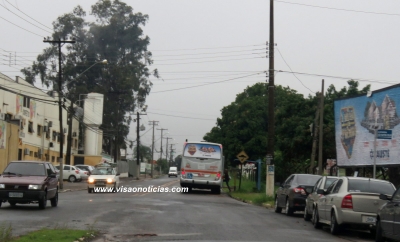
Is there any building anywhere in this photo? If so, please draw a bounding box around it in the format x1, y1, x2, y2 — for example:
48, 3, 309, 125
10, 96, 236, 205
0, 73, 104, 169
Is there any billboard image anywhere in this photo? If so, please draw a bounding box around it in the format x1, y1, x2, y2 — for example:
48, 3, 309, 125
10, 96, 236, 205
334, 84, 400, 166
183, 143, 221, 159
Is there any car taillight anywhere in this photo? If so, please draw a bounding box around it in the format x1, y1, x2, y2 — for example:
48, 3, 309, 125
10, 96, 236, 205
341, 194, 353, 209
75, 170, 79, 174
84, 172, 88, 174
293, 187, 307, 195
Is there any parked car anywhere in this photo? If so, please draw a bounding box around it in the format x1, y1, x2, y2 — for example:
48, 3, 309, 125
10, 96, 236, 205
275, 174, 321, 216
0, 161, 58, 209
54, 164, 82, 182
74, 165, 95, 176
376, 185, 400, 241
76, 167, 89, 180
87, 167, 120, 193
312, 177, 396, 235
304, 176, 338, 221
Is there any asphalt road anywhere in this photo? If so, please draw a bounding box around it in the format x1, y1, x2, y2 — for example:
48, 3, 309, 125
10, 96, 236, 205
0, 176, 376, 242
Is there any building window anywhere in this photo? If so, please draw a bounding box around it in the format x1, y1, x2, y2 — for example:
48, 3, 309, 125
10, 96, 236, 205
57, 133, 61, 143
45, 154, 49, 161
51, 156, 55, 162
34, 152, 38, 158
23, 97, 30, 108
29, 151, 33, 156
37, 125, 42, 136
4, 113, 12, 122
52, 131, 57, 141
46, 129, 50, 139
28, 121, 34, 133
74, 139, 78, 148
20, 119, 24, 130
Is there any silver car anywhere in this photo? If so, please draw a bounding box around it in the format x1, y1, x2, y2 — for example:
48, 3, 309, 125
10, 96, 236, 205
304, 176, 338, 221
312, 177, 396, 235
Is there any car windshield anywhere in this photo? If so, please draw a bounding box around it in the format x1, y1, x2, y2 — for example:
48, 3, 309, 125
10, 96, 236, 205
296, 175, 321, 185
324, 178, 338, 189
3, 162, 46, 176
348, 179, 395, 195
91, 168, 113, 175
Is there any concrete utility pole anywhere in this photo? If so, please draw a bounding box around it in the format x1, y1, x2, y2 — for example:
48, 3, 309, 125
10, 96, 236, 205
266, 0, 275, 197
164, 137, 172, 168
149, 121, 159, 178
43, 38, 75, 189
310, 96, 320, 174
318, 79, 325, 175
157, 128, 167, 173
267, 0, 275, 162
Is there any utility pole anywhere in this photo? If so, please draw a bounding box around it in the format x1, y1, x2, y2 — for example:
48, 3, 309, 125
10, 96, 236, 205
149, 121, 159, 178
318, 79, 325, 175
157, 128, 167, 174
310, 96, 320, 174
164, 137, 172, 168
65, 100, 74, 165
136, 112, 140, 178
267, 0, 275, 162
114, 99, 121, 165
43, 38, 75, 189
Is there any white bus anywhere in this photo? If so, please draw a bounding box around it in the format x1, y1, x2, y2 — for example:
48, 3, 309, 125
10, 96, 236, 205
180, 141, 224, 194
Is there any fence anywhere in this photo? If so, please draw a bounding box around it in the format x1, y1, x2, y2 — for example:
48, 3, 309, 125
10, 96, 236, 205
117, 160, 129, 174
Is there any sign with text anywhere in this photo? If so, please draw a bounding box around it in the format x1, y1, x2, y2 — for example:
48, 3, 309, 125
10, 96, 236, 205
334, 84, 400, 166
377, 130, 392, 140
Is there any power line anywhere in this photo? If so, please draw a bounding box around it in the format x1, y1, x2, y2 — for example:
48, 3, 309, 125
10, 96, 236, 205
152, 72, 264, 93
4, 0, 53, 30
146, 111, 215, 121
150, 43, 264, 51
275, 0, 400, 17
0, 16, 44, 37
153, 57, 264, 66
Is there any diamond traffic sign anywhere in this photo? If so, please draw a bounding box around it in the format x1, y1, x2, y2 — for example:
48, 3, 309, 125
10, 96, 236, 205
237, 151, 249, 163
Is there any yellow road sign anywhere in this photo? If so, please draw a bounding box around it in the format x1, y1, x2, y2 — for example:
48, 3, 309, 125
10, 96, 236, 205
237, 151, 249, 163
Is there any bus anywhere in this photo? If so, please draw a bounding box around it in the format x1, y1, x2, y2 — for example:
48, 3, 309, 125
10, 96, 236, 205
180, 141, 224, 194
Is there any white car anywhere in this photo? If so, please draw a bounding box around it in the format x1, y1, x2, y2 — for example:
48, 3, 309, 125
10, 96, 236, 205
168, 167, 178, 177
76, 167, 89, 180
87, 167, 120, 193
55, 164, 82, 182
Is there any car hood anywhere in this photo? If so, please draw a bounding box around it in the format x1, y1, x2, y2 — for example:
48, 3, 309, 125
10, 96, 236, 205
88, 175, 116, 180
0, 175, 46, 184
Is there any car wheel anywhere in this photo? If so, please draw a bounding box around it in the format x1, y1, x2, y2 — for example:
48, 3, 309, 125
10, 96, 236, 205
9, 201, 16, 207
68, 175, 76, 182
330, 211, 341, 235
376, 220, 384, 242
50, 190, 58, 207
274, 197, 282, 213
39, 192, 47, 209
0, 201, 2, 208
304, 205, 311, 221
88, 187, 92, 193
285, 199, 293, 216
312, 207, 321, 229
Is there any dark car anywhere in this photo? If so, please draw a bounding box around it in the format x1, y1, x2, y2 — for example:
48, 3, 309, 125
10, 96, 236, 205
0, 161, 59, 209
376, 186, 400, 241
275, 174, 321, 216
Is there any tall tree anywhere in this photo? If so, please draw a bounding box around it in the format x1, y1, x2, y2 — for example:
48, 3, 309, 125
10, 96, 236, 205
21, 0, 157, 156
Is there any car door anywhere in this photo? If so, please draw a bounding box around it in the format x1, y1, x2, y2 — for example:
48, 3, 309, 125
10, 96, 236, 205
279, 175, 294, 207
390, 188, 400, 239
63, 165, 71, 180
324, 179, 343, 220
307, 177, 322, 214
45, 163, 58, 198
319, 180, 338, 221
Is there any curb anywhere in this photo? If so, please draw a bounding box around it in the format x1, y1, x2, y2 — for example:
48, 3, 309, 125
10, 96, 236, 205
227, 193, 273, 209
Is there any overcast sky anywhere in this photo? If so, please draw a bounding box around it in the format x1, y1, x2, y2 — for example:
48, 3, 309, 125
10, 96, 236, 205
1, 0, 400, 159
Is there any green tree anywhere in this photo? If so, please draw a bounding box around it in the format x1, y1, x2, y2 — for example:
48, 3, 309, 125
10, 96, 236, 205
174, 155, 182, 170
21, 0, 157, 156
133, 144, 152, 163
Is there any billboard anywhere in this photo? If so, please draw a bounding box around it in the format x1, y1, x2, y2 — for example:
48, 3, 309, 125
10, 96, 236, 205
183, 143, 221, 159
334, 84, 400, 166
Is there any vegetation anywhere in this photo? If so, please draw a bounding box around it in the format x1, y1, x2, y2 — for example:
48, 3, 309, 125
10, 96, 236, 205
204, 81, 378, 183
21, 0, 157, 156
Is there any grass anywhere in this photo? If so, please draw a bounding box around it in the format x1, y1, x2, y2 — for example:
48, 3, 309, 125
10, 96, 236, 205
224, 177, 277, 207
0, 221, 99, 242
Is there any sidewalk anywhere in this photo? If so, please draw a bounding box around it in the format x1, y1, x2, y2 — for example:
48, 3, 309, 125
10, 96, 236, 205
59, 174, 158, 193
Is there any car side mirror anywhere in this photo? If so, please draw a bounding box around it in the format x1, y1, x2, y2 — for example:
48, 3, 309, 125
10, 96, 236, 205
49, 173, 57, 178
317, 189, 325, 195
379, 194, 391, 201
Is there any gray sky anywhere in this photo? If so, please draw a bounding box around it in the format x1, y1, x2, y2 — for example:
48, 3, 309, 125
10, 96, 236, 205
1, 0, 399, 159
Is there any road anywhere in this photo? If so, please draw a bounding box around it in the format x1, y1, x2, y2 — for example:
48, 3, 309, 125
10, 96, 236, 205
0, 175, 376, 242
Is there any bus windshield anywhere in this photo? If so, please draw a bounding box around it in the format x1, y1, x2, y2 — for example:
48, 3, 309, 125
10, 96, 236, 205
183, 143, 222, 160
